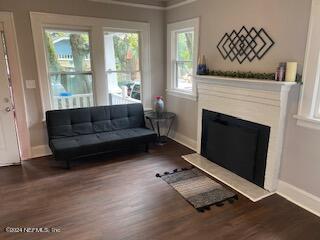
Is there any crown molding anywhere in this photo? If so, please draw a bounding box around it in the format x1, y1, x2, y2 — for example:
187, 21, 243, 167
166, 0, 197, 10
89, 0, 197, 10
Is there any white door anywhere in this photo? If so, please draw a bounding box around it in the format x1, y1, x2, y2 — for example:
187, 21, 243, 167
0, 24, 20, 166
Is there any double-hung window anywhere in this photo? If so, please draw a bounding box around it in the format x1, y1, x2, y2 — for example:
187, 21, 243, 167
295, 0, 320, 129
44, 29, 94, 110
175, 30, 194, 91
104, 31, 142, 105
167, 18, 199, 100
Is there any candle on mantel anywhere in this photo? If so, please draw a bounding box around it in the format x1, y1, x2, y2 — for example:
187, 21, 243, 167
285, 62, 298, 82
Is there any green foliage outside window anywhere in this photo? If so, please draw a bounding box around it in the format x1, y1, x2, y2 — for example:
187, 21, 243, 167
45, 30, 92, 96
111, 32, 140, 87
177, 31, 193, 61
45, 34, 60, 73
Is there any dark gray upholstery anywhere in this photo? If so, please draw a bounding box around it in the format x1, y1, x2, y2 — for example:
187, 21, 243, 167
46, 104, 156, 162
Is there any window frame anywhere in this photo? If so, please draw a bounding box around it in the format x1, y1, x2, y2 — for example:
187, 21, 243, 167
43, 27, 96, 110
167, 18, 199, 101
104, 29, 143, 103
175, 29, 194, 91
30, 12, 151, 119
295, 0, 320, 130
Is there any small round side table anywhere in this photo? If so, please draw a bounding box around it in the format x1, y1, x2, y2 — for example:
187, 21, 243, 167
145, 111, 176, 145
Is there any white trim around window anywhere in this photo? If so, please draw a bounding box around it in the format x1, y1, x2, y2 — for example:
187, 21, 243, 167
30, 12, 151, 119
166, 18, 199, 101
295, 0, 320, 130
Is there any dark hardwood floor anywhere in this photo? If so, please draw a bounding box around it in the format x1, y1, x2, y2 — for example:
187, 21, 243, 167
0, 140, 319, 240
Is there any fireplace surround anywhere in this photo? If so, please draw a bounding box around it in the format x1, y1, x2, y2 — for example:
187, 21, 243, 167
183, 75, 299, 197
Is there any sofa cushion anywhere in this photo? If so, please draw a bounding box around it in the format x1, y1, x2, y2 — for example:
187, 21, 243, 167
50, 128, 156, 160
97, 128, 156, 143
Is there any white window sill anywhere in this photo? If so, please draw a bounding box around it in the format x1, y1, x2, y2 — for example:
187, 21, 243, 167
294, 115, 320, 130
166, 89, 197, 101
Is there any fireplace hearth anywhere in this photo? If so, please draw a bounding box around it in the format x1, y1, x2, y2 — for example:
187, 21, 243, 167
201, 110, 270, 188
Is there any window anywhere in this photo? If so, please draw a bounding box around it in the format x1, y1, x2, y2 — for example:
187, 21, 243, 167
176, 30, 194, 91
44, 30, 94, 110
167, 18, 199, 100
295, 0, 320, 130
30, 12, 152, 118
104, 31, 142, 105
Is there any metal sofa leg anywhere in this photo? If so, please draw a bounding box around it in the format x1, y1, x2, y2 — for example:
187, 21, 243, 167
65, 160, 71, 169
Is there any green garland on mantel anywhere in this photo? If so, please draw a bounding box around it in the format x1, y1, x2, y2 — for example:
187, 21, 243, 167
203, 70, 302, 83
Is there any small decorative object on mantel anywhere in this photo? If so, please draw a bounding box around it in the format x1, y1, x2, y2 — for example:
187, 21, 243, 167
285, 62, 298, 82
154, 96, 164, 113
197, 55, 209, 75
275, 62, 286, 81
217, 26, 275, 64
274, 62, 299, 82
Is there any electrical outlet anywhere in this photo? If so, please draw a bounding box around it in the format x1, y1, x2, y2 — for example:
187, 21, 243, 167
26, 80, 36, 89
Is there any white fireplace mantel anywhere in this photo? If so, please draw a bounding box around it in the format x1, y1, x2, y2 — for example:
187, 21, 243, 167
189, 75, 300, 193
195, 75, 297, 93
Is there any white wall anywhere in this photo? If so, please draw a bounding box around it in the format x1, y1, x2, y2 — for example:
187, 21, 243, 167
166, 0, 320, 198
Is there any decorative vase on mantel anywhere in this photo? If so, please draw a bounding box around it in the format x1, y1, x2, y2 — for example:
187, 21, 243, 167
197, 55, 209, 75
154, 96, 164, 114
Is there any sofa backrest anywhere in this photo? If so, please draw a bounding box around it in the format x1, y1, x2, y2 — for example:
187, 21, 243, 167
46, 104, 145, 140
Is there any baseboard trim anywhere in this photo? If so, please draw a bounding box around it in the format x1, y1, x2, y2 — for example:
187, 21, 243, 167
277, 180, 320, 217
31, 145, 52, 159
169, 132, 197, 151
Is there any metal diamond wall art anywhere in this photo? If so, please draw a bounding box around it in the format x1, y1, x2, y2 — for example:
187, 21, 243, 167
217, 26, 275, 64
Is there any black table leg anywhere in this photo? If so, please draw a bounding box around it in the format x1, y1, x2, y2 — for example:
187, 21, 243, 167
148, 118, 155, 131
156, 120, 161, 138
145, 113, 176, 146
166, 117, 175, 137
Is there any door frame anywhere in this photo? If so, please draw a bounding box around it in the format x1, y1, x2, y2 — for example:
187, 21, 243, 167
0, 12, 31, 160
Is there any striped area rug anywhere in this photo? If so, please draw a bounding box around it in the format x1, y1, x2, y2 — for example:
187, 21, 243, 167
156, 168, 237, 212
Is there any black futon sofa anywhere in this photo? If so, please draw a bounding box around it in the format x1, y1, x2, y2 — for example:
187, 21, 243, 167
46, 103, 157, 168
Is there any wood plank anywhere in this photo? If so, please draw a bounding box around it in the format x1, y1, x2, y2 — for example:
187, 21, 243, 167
182, 153, 273, 202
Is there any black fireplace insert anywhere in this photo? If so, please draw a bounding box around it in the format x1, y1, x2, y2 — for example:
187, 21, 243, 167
201, 110, 270, 188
